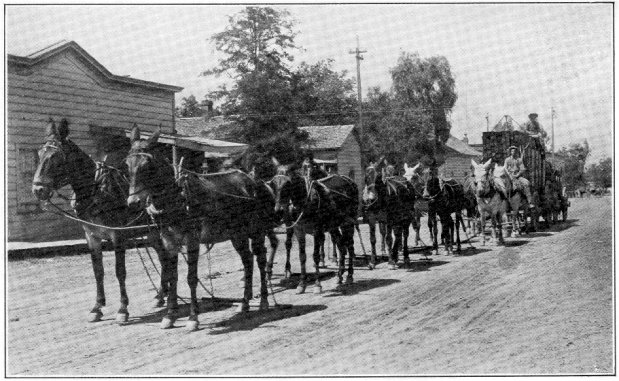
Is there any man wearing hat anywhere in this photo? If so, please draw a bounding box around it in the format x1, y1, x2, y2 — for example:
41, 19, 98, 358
521, 113, 548, 143
504, 146, 534, 208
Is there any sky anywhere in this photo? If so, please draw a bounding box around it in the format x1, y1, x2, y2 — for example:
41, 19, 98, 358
5, 3, 613, 163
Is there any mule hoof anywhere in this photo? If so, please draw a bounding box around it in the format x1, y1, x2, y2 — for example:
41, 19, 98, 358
296, 284, 307, 294
259, 300, 269, 311
345, 276, 354, 285
236, 302, 250, 313
320, 261, 326, 268
313, 284, 323, 294
88, 311, 103, 323
160, 317, 175, 329
390, 264, 398, 271
116, 312, 129, 325
368, 263, 375, 270
238, 280, 246, 289
186, 319, 200, 331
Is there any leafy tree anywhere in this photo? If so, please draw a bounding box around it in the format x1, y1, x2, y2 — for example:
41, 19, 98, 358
203, 6, 305, 158
556, 141, 590, 191
586, 157, 612, 188
177, 95, 204, 117
362, 52, 457, 167
291, 59, 357, 126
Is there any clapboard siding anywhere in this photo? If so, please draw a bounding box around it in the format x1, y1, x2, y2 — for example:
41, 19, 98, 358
336, 133, 364, 201
7, 45, 178, 242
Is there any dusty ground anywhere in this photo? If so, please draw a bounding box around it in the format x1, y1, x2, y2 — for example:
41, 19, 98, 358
6, 197, 614, 376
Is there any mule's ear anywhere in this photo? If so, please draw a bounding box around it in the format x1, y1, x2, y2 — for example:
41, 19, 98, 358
412, 163, 420, 172
271, 156, 280, 167
483, 158, 492, 168
471, 159, 478, 167
404, 163, 409, 170
46, 118, 57, 137
130, 124, 140, 143
57, 118, 70, 140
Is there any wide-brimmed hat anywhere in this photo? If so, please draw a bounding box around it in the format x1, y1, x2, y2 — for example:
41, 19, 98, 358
508, 146, 518, 151
528, 113, 538, 119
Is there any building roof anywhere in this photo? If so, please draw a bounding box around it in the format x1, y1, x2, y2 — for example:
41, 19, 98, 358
299, 125, 357, 150
175, 116, 243, 142
445, 135, 482, 156
122, 129, 247, 157
8, 40, 183, 93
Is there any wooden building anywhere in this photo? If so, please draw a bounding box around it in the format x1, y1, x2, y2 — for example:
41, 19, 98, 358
7, 41, 183, 242
300, 125, 363, 199
438, 135, 482, 182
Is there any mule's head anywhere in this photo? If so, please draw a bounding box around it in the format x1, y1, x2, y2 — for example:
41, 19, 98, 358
269, 157, 294, 215
125, 124, 165, 209
470, 159, 494, 197
362, 163, 378, 203
32, 118, 73, 200
421, 167, 440, 199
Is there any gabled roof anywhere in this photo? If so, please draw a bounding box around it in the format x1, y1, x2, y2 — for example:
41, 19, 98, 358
300, 125, 357, 150
445, 135, 482, 156
8, 40, 183, 93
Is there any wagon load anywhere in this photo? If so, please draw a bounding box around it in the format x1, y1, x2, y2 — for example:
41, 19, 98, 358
482, 131, 546, 194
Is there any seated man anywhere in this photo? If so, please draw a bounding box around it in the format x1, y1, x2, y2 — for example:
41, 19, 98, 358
504, 146, 534, 208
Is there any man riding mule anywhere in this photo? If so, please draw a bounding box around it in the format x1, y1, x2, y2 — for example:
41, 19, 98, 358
504, 146, 534, 209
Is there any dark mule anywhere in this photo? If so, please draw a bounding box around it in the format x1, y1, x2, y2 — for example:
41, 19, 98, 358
462, 175, 481, 236
362, 163, 388, 268
271, 158, 359, 293
366, 161, 416, 270
31, 118, 167, 324
125, 126, 276, 330
403, 163, 428, 247
421, 168, 466, 255
470, 159, 508, 245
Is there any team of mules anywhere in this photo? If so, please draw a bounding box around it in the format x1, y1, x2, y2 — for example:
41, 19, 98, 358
32, 120, 567, 330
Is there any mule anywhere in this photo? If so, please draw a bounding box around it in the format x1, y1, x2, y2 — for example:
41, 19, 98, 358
421, 169, 466, 255
270, 158, 358, 293
403, 163, 428, 247
31, 118, 168, 324
470, 159, 508, 246
125, 126, 276, 330
462, 175, 481, 236
362, 163, 388, 268
366, 161, 415, 269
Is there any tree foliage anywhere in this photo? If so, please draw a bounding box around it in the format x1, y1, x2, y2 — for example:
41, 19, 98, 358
177, 95, 204, 117
586, 157, 612, 188
556, 141, 590, 191
291, 59, 357, 126
362, 52, 457, 167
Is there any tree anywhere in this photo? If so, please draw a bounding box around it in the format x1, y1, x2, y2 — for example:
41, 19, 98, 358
203, 7, 305, 158
362, 52, 457, 167
586, 157, 612, 188
291, 59, 357, 126
557, 141, 590, 191
177, 95, 204, 118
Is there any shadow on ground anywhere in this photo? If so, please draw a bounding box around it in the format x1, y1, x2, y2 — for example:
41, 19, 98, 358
322, 278, 401, 297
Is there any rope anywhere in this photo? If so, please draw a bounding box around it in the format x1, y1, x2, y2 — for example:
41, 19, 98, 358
284, 211, 305, 230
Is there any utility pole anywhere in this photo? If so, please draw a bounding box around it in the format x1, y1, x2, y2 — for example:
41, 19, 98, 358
349, 36, 367, 158
485, 113, 489, 132
551, 107, 556, 160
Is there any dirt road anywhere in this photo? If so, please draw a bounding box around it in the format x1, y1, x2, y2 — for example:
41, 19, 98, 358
7, 197, 614, 375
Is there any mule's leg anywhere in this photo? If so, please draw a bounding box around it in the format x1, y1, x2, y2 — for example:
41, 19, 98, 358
312, 228, 326, 294
429, 212, 439, 255
392, 224, 404, 268
113, 240, 129, 324
412, 213, 421, 246
385, 223, 396, 269
330, 228, 347, 286
86, 233, 105, 323
331, 233, 338, 263
343, 224, 356, 284
379, 222, 387, 255
231, 237, 253, 313
150, 233, 169, 308
368, 215, 377, 269
252, 235, 269, 310
282, 228, 294, 285
265, 229, 279, 280
159, 229, 179, 329
402, 219, 411, 265
295, 227, 307, 294
455, 212, 463, 253
480, 210, 487, 246
185, 232, 200, 331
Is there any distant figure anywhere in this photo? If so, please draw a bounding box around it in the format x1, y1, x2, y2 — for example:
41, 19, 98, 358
504, 146, 534, 208
521, 113, 549, 143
